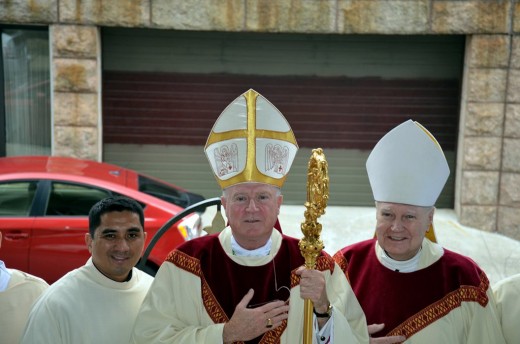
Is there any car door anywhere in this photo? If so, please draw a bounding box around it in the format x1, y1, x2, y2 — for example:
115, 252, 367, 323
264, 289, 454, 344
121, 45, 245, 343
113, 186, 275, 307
0, 180, 38, 272
29, 181, 113, 283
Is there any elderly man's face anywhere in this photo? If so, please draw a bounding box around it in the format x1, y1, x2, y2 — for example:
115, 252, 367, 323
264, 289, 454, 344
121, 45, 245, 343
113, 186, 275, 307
221, 183, 282, 250
375, 202, 433, 261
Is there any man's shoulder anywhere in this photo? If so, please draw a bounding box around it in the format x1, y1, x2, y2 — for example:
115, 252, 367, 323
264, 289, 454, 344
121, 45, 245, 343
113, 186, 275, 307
165, 234, 221, 266
436, 248, 489, 291
280, 234, 329, 257
494, 272, 520, 292
176, 233, 220, 255
34, 267, 87, 304
7, 269, 49, 291
331, 239, 375, 272
440, 248, 483, 273
337, 238, 375, 256
134, 268, 154, 286
281, 234, 299, 243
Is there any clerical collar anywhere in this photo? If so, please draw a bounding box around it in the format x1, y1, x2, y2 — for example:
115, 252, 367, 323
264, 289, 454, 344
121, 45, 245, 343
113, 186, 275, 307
231, 236, 272, 257
0, 260, 12, 292
380, 246, 422, 273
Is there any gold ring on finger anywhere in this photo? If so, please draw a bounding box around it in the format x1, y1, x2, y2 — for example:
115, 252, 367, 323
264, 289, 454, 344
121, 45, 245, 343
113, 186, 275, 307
266, 318, 273, 329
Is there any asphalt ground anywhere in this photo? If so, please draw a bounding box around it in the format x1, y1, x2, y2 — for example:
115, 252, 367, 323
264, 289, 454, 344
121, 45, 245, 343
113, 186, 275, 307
201, 205, 520, 286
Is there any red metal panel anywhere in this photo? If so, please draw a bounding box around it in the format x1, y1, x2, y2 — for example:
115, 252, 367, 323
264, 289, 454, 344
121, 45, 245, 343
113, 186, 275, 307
102, 72, 460, 151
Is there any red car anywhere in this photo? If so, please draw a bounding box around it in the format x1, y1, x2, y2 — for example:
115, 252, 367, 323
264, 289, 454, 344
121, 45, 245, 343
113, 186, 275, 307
0, 156, 204, 283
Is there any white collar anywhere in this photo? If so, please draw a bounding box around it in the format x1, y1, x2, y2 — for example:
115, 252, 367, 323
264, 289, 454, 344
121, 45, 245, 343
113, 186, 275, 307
231, 236, 272, 257
377, 244, 422, 273
0, 261, 12, 291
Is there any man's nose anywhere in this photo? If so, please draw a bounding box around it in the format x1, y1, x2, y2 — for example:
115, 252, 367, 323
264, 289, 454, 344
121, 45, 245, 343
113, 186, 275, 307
391, 219, 403, 231
114, 238, 130, 250
246, 198, 258, 211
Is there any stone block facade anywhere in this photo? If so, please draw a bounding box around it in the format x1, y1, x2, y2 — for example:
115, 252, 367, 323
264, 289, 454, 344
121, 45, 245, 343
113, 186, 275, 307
1, 0, 519, 238
51, 25, 100, 160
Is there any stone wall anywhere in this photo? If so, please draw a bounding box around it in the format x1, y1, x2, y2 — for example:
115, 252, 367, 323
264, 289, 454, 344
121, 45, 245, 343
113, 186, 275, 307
1, 0, 519, 238
51, 25, 100, 160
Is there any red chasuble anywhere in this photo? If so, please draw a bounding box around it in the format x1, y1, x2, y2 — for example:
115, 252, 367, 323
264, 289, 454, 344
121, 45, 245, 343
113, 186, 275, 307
167, 233, 335, 344
333, 239, 489, 340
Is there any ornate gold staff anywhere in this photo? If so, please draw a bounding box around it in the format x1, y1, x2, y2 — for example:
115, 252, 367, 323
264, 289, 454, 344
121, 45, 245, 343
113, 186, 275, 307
298, 148, 329, 344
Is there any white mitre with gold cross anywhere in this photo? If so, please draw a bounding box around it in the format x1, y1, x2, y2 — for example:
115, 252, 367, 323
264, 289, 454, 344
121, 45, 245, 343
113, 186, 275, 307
204, 89, 299, 189
366, 119, 450, 207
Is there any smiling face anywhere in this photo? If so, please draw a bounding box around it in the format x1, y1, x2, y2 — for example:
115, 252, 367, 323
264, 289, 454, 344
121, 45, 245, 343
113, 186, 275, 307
85, 210, 146, 282
221, 183, 282, 250
375, 202, 434, 261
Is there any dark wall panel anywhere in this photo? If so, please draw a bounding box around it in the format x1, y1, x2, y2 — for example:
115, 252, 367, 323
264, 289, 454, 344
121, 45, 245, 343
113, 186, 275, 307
103, 72, 459, 151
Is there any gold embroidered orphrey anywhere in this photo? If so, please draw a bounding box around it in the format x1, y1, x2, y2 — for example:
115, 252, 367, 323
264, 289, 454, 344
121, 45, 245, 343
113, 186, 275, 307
299, 148, 330, 344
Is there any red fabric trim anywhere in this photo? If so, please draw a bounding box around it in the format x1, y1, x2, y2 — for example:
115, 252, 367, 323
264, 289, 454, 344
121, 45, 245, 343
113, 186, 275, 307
332, 251, 350, 282
167, 248, 228, 324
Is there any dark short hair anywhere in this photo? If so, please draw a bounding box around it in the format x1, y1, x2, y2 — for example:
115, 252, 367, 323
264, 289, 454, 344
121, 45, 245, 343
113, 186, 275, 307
88, 196, 144, 236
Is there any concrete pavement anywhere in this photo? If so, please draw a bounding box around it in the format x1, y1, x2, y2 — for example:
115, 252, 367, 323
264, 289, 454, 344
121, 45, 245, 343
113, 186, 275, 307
202, 205, 520, 286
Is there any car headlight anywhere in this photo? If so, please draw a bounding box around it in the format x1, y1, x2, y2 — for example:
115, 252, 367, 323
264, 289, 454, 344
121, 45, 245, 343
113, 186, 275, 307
178, 214, 203, 240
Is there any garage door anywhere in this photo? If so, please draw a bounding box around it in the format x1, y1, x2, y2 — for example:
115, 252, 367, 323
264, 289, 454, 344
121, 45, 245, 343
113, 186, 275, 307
102, 29, 463, 207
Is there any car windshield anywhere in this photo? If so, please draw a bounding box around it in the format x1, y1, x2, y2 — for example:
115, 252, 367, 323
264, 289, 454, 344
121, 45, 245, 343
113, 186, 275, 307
138, 175, 191, 208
